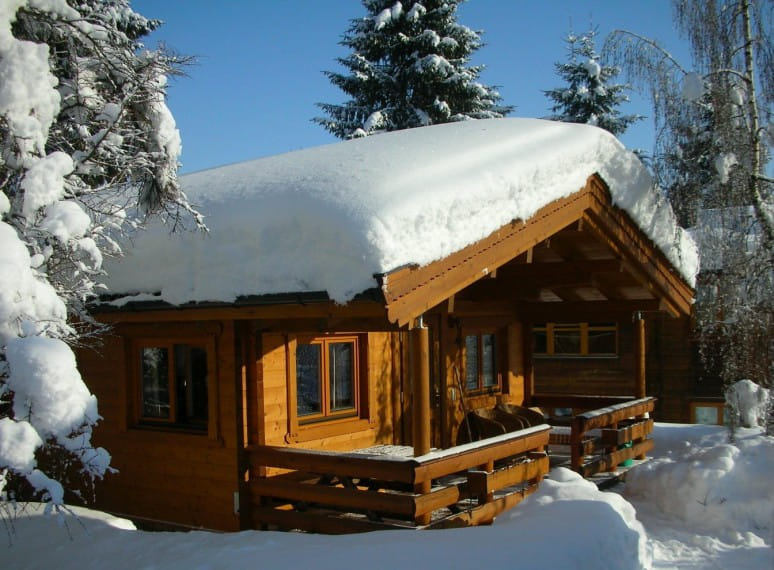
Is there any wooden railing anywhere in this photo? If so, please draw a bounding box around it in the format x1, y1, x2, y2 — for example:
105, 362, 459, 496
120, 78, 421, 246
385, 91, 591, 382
248, 424, 551, 533
531, 393, 635, 417
544, 396, 655, 477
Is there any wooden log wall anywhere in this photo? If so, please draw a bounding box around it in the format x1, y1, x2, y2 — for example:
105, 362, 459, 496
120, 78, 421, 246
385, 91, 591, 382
255, 331, 397, 456
430, 308, 529, 449
532, 320, 637, 397
77, 319, 242, 531
646, 314, 697, 422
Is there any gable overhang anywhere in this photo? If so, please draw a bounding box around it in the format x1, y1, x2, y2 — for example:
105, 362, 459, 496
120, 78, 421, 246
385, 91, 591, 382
382, 174, 694, 327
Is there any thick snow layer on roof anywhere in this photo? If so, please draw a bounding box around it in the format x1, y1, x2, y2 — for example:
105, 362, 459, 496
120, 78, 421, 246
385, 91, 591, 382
103, 118, 698, 305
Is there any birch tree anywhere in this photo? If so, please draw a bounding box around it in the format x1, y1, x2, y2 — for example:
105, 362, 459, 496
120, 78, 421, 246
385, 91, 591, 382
606, 0, 773, 398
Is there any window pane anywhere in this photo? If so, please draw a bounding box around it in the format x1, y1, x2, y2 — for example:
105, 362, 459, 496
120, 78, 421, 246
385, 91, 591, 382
694, 406, 719, 425
554, 328, 581, 354
465, 335, 479, 391
588, 329, 616, 354
482, 334, 497, 387
533, 329, 547, 354
141, 347, 170, 418
175, 345, 208, 426
329, 342, 355, 411
297, 344, 322, 416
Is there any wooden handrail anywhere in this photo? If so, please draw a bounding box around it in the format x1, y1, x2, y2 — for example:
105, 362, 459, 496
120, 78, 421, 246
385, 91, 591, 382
249, 424, 551, 529
569, 397, 655, 473
531, 393, 634, 411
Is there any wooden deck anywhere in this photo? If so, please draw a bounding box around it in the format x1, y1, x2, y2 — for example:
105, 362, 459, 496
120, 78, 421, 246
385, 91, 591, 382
246, 397, 655, 534
247, 424, 551, 534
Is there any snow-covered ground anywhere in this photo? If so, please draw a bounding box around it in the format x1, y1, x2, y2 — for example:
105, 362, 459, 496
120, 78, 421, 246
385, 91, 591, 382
4, 423, 772, 570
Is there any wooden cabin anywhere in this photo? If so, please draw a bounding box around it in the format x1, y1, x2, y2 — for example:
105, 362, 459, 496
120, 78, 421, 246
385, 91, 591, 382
77, 119, 696, 533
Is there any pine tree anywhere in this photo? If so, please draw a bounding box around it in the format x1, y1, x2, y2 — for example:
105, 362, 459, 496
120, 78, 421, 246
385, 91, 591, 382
315, 0, 511, 139
1, 0, 200, 512
544, 28, 641, 137
606, 0, 773, 409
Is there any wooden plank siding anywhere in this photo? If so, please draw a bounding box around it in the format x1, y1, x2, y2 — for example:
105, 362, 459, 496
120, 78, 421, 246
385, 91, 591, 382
646, 314, 697, 422
532, 320, 638, 397
78, 320, 243, 531
259, 331, 397, 455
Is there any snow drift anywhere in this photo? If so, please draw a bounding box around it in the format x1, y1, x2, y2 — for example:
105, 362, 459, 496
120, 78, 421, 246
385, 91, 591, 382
625, 425, 773, 544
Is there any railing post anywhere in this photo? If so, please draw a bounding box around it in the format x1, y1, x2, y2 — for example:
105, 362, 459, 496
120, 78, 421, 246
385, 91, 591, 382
634, 313, 647, 400
570, 415, 584, 473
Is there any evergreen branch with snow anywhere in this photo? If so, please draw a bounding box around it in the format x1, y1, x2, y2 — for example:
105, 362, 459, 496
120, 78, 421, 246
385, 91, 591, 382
0, 0, 201, 513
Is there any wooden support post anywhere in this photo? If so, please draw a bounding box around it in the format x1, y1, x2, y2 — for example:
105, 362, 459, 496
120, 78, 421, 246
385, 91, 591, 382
523, 322, 535, 405
634, 313, 646, 400
412, 321, 431, 457
411, 319, 432, 525
634, 315, 648, 460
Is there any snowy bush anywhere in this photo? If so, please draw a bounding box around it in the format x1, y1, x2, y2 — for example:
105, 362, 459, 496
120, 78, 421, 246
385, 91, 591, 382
726, 379, 770, 428
0, 0, 199, 510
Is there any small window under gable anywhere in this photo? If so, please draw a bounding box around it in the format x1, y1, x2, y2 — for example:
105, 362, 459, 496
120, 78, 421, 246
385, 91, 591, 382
533, 323, 617, 357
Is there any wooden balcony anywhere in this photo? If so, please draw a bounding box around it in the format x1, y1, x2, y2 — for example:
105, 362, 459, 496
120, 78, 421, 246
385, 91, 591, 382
247, 424, 551, 534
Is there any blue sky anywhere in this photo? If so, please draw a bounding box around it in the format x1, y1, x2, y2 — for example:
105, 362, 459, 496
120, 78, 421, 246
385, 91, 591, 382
131, 1, 691, 174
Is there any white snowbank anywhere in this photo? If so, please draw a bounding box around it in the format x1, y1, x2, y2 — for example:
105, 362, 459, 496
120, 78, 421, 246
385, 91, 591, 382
625, 424, 773, 544
6, 467, 650, 570
497, 467, 650, 569
5, 424, 772, 570
102, 119, 698, 306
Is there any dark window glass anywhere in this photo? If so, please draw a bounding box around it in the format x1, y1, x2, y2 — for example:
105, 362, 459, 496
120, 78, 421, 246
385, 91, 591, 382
296, 343, 322, 416
533, 329, 547, 354
141, 347, 170, 418
465, 335, 479, 391
554, 327, 581, 354
175, 344, 208, 426
328, 342, 354, 411
482, 333, 497, 387
588, 329, 616, 354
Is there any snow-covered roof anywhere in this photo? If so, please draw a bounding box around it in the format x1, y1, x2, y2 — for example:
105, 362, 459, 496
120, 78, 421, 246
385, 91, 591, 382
102, 118, 698, 306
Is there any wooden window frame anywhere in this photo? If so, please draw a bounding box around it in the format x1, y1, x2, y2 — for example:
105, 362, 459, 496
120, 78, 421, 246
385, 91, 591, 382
689, 401, 725, 425
131, 337, 218, 438
533, 322, 618, 358
462, 330, 502, 394
286, 333, 370, 442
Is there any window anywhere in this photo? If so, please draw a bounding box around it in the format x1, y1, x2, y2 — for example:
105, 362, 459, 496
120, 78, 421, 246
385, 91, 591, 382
533, 323, 617, 357
295, 335, 361, 423
690, 402, 725, 425
463, 332, 500, 392
137, 341, 210, 430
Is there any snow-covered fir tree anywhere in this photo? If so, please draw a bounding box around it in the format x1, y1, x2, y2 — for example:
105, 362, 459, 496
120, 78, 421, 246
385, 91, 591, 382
544, 28, 641, 137
606, 0, 773, 425
315, 0, 511, 139
0, 0, 200, 512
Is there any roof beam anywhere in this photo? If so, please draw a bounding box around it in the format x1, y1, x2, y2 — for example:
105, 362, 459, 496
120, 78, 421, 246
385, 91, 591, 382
518, 299, 662, 321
